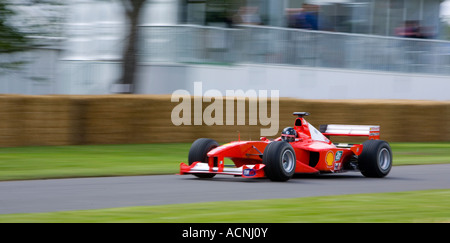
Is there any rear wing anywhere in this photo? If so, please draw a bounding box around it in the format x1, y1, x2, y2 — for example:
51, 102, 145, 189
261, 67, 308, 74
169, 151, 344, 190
319, 124, 380, 140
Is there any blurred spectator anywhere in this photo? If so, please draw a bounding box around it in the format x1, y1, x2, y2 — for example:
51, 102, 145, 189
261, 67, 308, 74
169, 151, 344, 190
233, 6, 261, 25
395, 20, 433, 39
294, 4, 319, 30
286, 8, 303, 28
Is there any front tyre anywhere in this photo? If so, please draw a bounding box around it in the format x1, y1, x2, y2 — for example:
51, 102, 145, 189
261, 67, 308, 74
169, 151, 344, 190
188, 138, 219, 178
358, 140, 392, 178
263, 141, 296, 181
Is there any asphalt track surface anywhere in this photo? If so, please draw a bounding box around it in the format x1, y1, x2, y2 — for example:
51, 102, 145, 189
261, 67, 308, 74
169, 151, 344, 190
0, 164, 449, 214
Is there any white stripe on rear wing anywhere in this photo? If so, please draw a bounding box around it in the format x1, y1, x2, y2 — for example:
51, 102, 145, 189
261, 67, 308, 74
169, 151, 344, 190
320, 124, 380, 139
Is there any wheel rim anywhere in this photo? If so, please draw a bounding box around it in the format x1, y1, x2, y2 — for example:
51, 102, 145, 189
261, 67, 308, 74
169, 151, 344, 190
378, 148, 391, 171
281, 150, 295, 173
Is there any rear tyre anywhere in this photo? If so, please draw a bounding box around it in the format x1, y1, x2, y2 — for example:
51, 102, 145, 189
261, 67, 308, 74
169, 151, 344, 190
188, 138, 219, 178
358, 140, 392, 178
263, 141, 296, 182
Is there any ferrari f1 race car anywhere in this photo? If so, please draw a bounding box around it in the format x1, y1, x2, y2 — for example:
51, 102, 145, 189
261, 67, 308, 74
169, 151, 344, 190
180, 112, 392, 181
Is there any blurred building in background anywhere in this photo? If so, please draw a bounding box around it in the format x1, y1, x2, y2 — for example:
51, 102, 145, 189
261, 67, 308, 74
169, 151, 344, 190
1, 0, 450, 100
185, 0, 442, 38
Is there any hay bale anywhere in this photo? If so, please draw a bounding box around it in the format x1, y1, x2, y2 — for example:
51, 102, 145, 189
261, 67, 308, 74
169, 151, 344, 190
0, 95, 448, 147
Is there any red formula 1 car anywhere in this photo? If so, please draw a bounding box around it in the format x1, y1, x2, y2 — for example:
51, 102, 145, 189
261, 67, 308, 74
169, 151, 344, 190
180, 112, 392, 181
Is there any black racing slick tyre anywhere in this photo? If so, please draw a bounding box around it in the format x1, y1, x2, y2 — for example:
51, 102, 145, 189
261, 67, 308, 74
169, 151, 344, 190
263, 141, 296, 182
358, 140, 393, 178
188, 138, 219, 178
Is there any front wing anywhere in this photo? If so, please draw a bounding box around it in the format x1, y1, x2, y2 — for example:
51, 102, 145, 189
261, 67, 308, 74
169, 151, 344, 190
180, 162, 266, 178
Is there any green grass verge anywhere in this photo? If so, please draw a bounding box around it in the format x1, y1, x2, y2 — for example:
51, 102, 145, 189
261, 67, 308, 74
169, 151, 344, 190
0, 142, 449, 181
392, 142, 450, 165
0, 143, 190, 181
1, 189, 448, 223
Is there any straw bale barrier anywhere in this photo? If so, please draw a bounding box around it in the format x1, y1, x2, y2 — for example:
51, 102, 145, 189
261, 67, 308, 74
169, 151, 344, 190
0, 95, 448, 147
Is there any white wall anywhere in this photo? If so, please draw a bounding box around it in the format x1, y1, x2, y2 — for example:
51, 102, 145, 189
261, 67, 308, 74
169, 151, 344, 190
137, 63, 450, 100
0, 49, 61, 95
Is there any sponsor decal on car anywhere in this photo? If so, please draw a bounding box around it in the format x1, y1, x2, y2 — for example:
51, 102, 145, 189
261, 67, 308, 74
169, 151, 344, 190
334, 162, 341, 170
326, 151, 334, 167
243, 168, 256, 176
335, 150, 343, 162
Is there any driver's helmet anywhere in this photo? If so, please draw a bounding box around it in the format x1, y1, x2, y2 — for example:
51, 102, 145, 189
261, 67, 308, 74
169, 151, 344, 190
281, 127, 297, 142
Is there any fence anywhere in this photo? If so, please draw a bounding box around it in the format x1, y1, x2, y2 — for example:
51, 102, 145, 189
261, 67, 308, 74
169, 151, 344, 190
139, 24, 450, 76
3, 24, 450, 96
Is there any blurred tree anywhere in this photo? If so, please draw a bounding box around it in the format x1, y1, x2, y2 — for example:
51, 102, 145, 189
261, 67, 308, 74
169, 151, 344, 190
117, 0, 147, 94
0, 1, 30, 71
116, 0, 243, 93
0, 0, 65, 73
